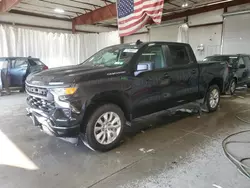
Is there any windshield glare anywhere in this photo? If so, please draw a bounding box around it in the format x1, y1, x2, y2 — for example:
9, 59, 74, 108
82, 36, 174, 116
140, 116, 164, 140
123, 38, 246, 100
82, 45, 138, 67
203, 56, 238, 64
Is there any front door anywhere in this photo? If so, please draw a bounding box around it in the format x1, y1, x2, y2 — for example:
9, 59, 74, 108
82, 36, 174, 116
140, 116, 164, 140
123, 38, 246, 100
9, 58, 28, 87
131, 44, 171, 118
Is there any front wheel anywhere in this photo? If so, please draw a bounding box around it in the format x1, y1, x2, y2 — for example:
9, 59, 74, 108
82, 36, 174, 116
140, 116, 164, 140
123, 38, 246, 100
205, 85, 220, 112
84, 104, 125, 152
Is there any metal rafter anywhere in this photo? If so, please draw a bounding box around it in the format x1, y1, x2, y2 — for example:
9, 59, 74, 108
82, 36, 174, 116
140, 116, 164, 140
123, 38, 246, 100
20, 2, 84, 15
38, 0, 92, 12
0, 0, 21, 12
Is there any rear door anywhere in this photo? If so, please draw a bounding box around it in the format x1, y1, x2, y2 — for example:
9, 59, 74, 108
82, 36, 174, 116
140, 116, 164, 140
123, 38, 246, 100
9, 58, 28, 87
164, 44, 199, 104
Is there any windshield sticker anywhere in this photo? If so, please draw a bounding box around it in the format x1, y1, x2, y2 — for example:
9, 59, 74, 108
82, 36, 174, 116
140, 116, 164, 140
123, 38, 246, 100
148, 43, 155, 46
124, 49, 138, 53
142, 53, 156, 55
89, 57, 94, 61
114, 62, 124, 65
107, 71, 126, 76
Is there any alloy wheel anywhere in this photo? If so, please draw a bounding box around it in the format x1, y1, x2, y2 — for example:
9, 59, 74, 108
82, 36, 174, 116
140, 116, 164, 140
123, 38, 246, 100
94, 112, 121, 145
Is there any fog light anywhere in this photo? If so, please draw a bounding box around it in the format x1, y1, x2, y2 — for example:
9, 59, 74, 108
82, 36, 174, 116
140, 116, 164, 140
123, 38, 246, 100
62, 108, 71, 118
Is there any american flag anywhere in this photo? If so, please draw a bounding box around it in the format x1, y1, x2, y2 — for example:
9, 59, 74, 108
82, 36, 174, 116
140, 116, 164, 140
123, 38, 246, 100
117, 0, 164, 37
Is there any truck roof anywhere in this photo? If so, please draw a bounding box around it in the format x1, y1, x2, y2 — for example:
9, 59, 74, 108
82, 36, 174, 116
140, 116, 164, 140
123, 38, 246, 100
0, 57, 40, 60
208, 54, 250, 57
109, 41, 190, 49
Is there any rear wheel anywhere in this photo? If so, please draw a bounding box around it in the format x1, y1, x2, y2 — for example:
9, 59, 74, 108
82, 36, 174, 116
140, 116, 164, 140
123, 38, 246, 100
205, 85, 220, 112
84, 104, 125, 152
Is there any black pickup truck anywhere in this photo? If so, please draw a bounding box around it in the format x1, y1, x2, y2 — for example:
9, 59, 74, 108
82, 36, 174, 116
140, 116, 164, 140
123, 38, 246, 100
26, 42, 228, 151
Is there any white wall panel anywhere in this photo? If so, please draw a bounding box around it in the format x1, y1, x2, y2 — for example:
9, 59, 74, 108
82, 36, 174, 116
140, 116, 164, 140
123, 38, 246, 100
189, 24, 222, 61
228, 4, 250, 12
223, 13, 250, 54
188, 9, 223, 26
149, 24, 180, 42
124, 33, 149, 43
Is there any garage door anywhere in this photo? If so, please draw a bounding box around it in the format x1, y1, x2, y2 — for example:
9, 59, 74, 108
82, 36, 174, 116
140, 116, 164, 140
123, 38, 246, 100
124, 33, 149, 43
189, 24, 222, 61
149, 24, 180, 42
223, 13, 250, 54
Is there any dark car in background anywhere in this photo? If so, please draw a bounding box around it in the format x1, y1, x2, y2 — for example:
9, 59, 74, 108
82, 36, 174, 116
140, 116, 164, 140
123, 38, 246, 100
0, 57, 48, 92
203, 54, 250, 94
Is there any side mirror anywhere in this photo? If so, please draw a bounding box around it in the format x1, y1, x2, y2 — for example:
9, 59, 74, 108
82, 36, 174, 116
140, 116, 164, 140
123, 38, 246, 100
134, 62, 153, 76
239, 64, 246, 69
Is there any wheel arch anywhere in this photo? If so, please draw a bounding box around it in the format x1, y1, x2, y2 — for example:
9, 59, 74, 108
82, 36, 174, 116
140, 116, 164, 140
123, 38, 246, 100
208, 77, 224, 93
80, 91, 131, 133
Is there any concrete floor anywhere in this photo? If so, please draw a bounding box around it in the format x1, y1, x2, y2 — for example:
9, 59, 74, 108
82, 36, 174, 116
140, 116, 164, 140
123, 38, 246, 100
1, 90, 250, 188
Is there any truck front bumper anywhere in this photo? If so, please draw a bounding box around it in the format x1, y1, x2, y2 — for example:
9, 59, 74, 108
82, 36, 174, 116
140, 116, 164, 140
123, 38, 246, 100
26, 92, 84, 142
26, 107, 81, 138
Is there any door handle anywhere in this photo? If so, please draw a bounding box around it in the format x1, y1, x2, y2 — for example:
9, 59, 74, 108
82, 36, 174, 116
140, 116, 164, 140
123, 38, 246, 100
146, 76, 153, 81
191, 69, 197, 74
163, 73, 170, 79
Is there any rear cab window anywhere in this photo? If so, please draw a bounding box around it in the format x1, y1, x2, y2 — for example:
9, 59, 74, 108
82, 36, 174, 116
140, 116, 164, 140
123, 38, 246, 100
168, 44, 191, 67
28, 59, 44, 66
203, 56, 238, 65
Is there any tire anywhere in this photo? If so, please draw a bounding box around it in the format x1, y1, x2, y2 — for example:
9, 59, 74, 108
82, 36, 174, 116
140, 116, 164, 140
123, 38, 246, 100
228, 79, 236, 95
247, 83, 250, 88
84, 104, 125, 152
205, 85, 220, 112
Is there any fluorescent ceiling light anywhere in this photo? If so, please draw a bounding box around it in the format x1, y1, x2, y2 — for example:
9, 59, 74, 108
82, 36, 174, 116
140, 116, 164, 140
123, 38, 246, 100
207, 0, 233, 6
54, 8, 64, 13
182, 2, 188, 8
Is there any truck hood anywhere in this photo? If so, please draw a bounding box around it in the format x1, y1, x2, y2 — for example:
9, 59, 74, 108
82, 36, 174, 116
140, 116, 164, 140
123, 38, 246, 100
26, 64, 122, 87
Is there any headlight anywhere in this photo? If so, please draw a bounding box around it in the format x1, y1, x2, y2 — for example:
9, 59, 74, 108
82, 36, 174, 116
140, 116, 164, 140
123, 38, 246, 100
51, 87, 77, 96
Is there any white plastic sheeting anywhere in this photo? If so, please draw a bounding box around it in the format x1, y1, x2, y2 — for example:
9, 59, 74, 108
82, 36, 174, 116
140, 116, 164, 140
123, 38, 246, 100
177, 24, 189, 43
222, 13, 250, 54
0, 25, 120, 67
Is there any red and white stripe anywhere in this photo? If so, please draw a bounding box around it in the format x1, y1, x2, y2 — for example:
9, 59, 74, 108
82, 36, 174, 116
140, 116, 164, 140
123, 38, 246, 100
118, 0, 164, 36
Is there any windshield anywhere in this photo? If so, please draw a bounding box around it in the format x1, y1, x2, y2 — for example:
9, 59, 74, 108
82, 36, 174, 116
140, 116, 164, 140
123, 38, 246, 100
203, 56, 238, 64
81, 45, 138, 67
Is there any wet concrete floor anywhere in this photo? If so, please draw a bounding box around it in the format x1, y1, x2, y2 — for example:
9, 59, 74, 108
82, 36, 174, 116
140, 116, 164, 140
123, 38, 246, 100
1, 89, 250, 188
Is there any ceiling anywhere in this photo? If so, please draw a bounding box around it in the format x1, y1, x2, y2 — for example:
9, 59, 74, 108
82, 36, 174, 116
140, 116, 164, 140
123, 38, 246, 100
7, 0, 239, 26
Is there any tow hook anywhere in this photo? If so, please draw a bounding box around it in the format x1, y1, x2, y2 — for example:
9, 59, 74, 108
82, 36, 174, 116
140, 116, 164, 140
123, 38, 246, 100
26, 108, 32, 117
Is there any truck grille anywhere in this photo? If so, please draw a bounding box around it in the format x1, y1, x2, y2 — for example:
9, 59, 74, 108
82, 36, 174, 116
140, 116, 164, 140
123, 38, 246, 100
26, 85, 47, 97
27, 96, 55, 113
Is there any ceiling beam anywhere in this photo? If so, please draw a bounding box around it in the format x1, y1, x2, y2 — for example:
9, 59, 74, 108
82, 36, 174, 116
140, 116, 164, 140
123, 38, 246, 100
73, 0, 250, 30
73, 3, 116, 25
0, 0, 21, 12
